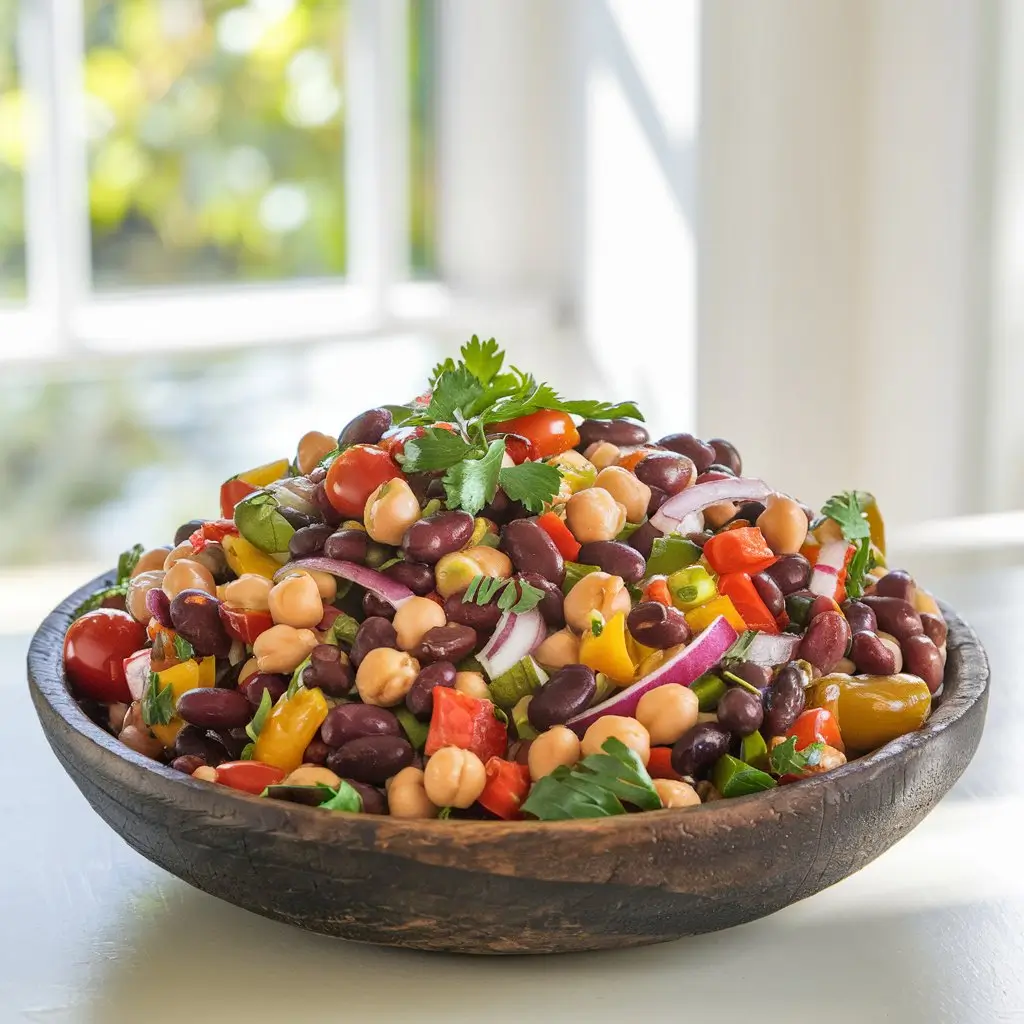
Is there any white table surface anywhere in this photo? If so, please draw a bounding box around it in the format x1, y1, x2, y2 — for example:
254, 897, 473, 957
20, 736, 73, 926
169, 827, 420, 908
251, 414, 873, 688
3, 561, 1022, 1024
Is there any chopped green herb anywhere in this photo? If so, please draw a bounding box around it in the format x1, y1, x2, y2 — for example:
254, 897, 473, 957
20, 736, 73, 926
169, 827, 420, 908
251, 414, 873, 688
173, 635, 195, 661
240, 742, 256, 760
497, 461, 563, 513
712, 754, 777, 798
286, 656, 310, 699
400, 427, 475, 472
395, 707, 430, 750
769, 736, 825, 776
318, 780, 363, 813
327, 613, 360, 648
141, 671, 175, 727
233, 490, 295, 554
244, 687, 274, 743
442, 438, 505, 516
722, 629, 758, 665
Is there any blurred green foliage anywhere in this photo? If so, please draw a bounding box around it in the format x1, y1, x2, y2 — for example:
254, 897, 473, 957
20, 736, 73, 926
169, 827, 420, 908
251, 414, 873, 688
0, 0, 25, 299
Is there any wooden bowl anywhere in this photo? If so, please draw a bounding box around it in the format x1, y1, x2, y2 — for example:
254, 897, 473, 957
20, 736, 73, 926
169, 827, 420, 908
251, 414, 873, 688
28, 573, 989, 954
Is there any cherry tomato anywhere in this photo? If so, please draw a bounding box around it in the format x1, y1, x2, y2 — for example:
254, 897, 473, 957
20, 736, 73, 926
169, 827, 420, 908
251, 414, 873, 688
324, 444, 402, 518
64, 609, 148, 702
379, 422, 456, 459
219, 606, 274, 645
213, 760, 286, 795
786, 707, 844, 753
486, 431, 534, 465
500, 410, 580, 459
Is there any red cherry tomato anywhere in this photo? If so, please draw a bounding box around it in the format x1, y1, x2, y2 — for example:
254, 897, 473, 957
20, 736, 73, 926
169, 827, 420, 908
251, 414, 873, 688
500, 410, 580, 459
486, 431, 534, 465
379, 422, 456, 459
219, 606, 274, 644
214, 760, 286, 795
786, 708, 844, 753
64, 609, 148, 702
324, 444, 402, 518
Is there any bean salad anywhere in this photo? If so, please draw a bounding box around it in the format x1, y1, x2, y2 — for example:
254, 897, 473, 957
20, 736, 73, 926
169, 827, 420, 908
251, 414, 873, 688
62, 338, 943, 820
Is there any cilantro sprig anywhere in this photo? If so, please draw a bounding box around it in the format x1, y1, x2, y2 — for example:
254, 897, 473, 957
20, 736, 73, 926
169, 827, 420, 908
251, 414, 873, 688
73, 543, 144, 618
141, 671, 175, 728
463, 575, 546, 614
769, 736, 825, 776
821, 491, 875, 598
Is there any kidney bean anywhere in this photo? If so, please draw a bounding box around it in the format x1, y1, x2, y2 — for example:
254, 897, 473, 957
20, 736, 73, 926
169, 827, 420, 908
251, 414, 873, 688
171, 754, 207, 774
174, 520, 205, 546
733, 501, 767, 525
348, 780, 387, 815
861, 596, 924, 643
671, 723, 732, 778
383, 560, 435, 596
321, 703, 401, 748
402, 511, 475, 564
627, 519, 662, 559
414, 623, 478, 664
308, 466, 327, 484
362, 592, 396, 620
239, 672, 288, 708
303, 738, 331, 765
903, 635, 944, 694
323, 528, 369, 564
278, 506, 316, 531
173, 724, 228, 765
215, 728, 250, 760
507, 738, 533, 764
762, 554, 812, 595
288, 523, 334, 560
686, 531, 711, 548
312, 480, 344, 527
518, 573, 565, 628
921, 612, 947, 647
176, 688, 252, 730
405, 661, 457, 719
327, 735, 414, 785
729, 660, 772, 692
480, 489, 527, 526
716, 688, 763, 736
339, 407, 392, 447
708, 438, 742, 475
657, 433, 716, 473
528, 665, 597, 730
577, 541, 646, 584
841, 599, 877, 635
350, 616, 399, 667
145, 586, 173, 628
797, 610, 851, 674
500, 519, 565, 584
647, 487, 668, 516
634, 451, 695, 496
874, 569, 916, 603
849, 630, 897, 675
302, 643, 354, 697
808, 595, 842, 622
169, 589, 232, 657
751, 572, 784, 619
627, 602, 691, 649
443, 592, 502, 632
578, 418, 650, 449
762, 663, 808, 736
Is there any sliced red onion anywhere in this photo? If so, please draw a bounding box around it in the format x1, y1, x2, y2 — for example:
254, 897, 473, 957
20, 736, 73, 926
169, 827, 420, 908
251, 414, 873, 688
477, 609, 547, 681
677, 510, 705, 536
808, 539, 852, 598
566, 615, 738, 736
651, 477, 774, 534
123, 648, 152, 701
284, 558, 414, 609
745, 632, 802, 667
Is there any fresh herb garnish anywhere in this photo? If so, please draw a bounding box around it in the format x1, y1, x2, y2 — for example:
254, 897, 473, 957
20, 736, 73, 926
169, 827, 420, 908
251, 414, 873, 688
240, 742, 255, 760
286, 656, 310, 699
244, 687, 274, 743
233, 490, 295, 554
318, 779, 364, 813
441, 438, 506, 516
462, 575, 545, 615
497, 461, 563, 513
73, 542, 144, 617
173, 635, 195, 661
821, 491, 873, 598
721, 629, 758, 665
141, 670, 175, 727
326, 613, 360, 648
769, 736, 825, 776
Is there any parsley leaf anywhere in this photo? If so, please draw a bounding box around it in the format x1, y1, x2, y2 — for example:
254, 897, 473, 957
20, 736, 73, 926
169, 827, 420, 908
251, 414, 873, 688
498, 461, 562, 513
399, 427, 475, 472
442, 438, 505, 515
426, 365, 484, 422
117, 543, 144, 581
485, 378, 643, 425
318, 779, 364, 813
769, 737, 825, 776
173, 635, 195, 661
244, 687, 274, 743
141, 671, 175, 727
459, 335, 504, 385
845, 537, 873, 600
73, 542, 145, 617
821, 491, 871, 541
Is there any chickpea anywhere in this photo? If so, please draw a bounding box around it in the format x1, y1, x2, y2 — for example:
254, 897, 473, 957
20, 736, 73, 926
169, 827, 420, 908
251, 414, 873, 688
296, 430, 337, 475
594, 466, 651, 524
131, 547, 170, 579
435, 545, 512, 598
163, 541, 196, 570
757, 495, 809, 555
162, 558, 216, 599
542, 475, 574, 514
119, 723, 165, 760
126, 569, 165, 623
356, 647, 421, 706
877, 631, 904, 673
387, 766, 439, 819
253, 624, 319, 674
192, 765, 219, 783
284, 765, 341, 788
547, 450, 598, 492
635, 684, 699, 746
581, 715, 651, 765
914, 588, 941, 617
534, 629, 581, 671
653, 778, 701, 809
221, 573, 273, 611
191, 543, 227, 580
290, 567, 337, 603
528, 725, 581, 781
455, 671, 491, 700
584, 441, 621, 470
565, 487, 627, 544
392, 596, 447, 651
238, 656, 259, 685
563, 571, 632, 633
268, 572, 324, 629
424, 746, 487, 808
364, 478, 421, 545
467, 545, 513, 577
704, 502, 737, 529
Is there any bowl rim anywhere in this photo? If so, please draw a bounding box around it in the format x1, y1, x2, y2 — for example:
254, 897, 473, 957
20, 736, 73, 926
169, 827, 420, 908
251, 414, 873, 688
28, 571, 990, 836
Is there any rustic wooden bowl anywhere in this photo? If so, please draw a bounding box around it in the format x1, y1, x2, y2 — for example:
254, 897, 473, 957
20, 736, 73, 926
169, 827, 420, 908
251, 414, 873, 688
28, 573, 989, 954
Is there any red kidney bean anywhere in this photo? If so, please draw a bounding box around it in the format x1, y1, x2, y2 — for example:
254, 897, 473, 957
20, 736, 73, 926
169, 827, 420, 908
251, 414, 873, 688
349, 780, 387, 815
324, 528, 369, 563
731, 501, 767, 525
288, 523, 334, 559
708, 438, 742, 475
635, 451, 696, 496
145, 586, 173, 627
239, 672, 288, 707
302, 738, 331, 765
657, 433, 717, 473
841, 599, 877, 635
278, 506, 316, 531
507, 738, 533, 764
578, 418, 650, 448
626, 602, 691, 649
577, 541, 646, 583
902, 635, 944, 693
174, 520, 205, 546
849, 630, 897, 675
173, 724, 228, 765
402, 511, 475, 564
627, 519, 662, 559
169, 589, 232, 658
762, 554, 812, 595
443, 592, 502, 632
528, 665, 597, 730
751, 572, 784, 619
171, 754, 207, 774
350, 616, 398, 667
363, 591, 397, 620
797, 610, 851, 674
729, 660, 772, 691
301, 643, 354, 697
517, 573, 566, 628
920, 612, 947, 647
647, 487, 668, 516
215, 727, 250, 760
383, 560, 435, 595
500, 518, 565, 584
321, 703, 401, 748
808, 595, 840, 621
762, 663, 808, 736
327, 735, 414, 785
414, 623, 477, 664
861, 596, 923, 643
308, 466, 327, 484
716, 688, 763, 736
874, 569, 916, 603
312, 480, 344, 526
339, 407, 392, 447
672, 723, 732, 777
177, 688, 252, 730
405, 661, 457, 719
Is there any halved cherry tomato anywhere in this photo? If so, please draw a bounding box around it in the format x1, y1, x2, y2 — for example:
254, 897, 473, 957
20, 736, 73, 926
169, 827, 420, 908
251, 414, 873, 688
486, 431, 534, 465
787, 708, 844, 753
500, 410, 580, 459
380, 422, 456, 459
213, 761, 286, 795
64, 609, 147, 702
189, 519, 239, 553
477, 757, 531, 819
324, 444, 402, 518
219, 606, 274, 645
647, 747, 684, 780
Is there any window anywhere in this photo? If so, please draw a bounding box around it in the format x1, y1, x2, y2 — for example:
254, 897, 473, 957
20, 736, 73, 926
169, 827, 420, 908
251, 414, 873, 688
0, 0, 24, 299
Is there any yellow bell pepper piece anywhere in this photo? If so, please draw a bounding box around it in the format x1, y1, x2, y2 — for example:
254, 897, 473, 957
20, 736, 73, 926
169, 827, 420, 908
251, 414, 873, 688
253, 686, 329, 773
684, 595, 746, 634
238, 458, 290, 488
223, 534, 285, 579
856, 490, 886, 557
579, 612, 635, 684
149, 656, 215, 747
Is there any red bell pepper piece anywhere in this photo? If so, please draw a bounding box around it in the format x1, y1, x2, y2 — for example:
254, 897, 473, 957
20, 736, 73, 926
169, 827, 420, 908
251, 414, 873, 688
536, 512, 581, 561
219, 606, 274, 645
717, 573, 779, 633
189, 519, 239, 553
787, 708, 844, 753
642, 576, 672, 606
220, 478, 258, 519
477, 757, 531, 819
646, 746, 684, 781
702, 527, 778, 575
213, 760, 286, 795
425, 687, 508, 763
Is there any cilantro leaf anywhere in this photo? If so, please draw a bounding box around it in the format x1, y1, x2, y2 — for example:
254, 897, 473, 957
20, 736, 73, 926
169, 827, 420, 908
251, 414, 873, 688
173, 635, 195, 661
429, 358, 457, 387
459, 335, 504, 385
116, 543, 144, 582
821, 491, 871, 542
769, 737, 825, 776
245, 686, 274, 743
442, 438, 505, 515
73, 542, 146, 617
845, 537, 873, 599
498, 461, 562, 513
399, 427, 475, 472
485, 379, 643, 425
141, 671, 175, 727
426, 365, 484, 422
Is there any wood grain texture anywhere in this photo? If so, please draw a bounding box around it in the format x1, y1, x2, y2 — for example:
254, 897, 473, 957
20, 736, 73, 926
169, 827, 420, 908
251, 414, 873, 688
28, 573, 990, 954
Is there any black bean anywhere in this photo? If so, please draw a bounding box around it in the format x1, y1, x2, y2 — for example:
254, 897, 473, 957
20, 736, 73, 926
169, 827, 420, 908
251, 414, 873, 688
215, 727, 250, 760
311, 480, 344, 527
173, 724, 228, 765
733, 501, 767, 524
716, 688, 764, 736
176, 688, 253, 730
841, 599, 878, 635
327, 735, 414, 785
708, 438, 742, 475
578, 418, 650, 449
239, 673, 288, 708
849, 631, 896, 675
657, 433, 716, 474
321, 703, 401, 749
626, 602, 691, 649
443, 593, 502, 632
874, 569, 916, 603
517, 573, 565, 628
413, 624, 478, 664
402, 511, 475, 564
301, 643, 354, 697
671, 723, 732, 777
174, 520, 205, 546
763, 554, 812, 595
627, 519, 662, 559
339, 407, 392, 447
383, 560, 435, 596
350, 616, 398, 667
169, 589, 232, 657
324, 528, 369, 563
861, 596, 924, 643
405, 661, 457, 720
746, 574, 782, 621
171, 754, 207, 775
577, 541, 645, 584
289, 523, 334, 560
500, 519, 565, 584
278, 506, 316, 531
762, 663, 808, 736
528, 665, 596, 730
634, 451, 695, 496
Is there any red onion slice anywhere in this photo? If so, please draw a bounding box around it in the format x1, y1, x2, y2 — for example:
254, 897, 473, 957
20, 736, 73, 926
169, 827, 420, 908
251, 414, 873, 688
123, 648, 152, 702
808, 540, 852, 598
651, 477, 774, 534
477, 610, 547, 680
745, 632, 802, 667
284, 558, 415, 609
